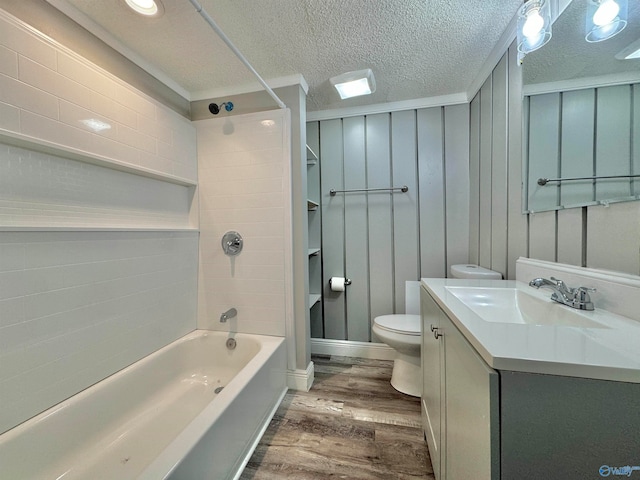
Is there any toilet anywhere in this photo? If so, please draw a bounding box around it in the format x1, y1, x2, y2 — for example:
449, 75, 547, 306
373, 281, 422, 397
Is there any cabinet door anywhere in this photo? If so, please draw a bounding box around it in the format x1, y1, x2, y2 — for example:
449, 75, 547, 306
421, 287, 445, 480
443, 314, 499, 480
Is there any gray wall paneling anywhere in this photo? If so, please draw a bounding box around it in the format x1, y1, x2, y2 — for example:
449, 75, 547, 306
366, 114, 395, 322
343, 116, 371, 341
479, 77, 493, 269
444, 104, 470, 275
634, 84, 640, 196
528, 93, 561, 212
560, 89, 595, 206
490, 55, 509, 277
320, 119, 346, 339
587, 202, 640, 275
556, 208, 583, 267
528, 211, 557, 262
392, 110, 420, 312
595, 86, 631, 201
311, 106, 470, 340
506, 43, 528, 278
418, 108, 447, 278
471, 44, 640, 280
469, 96, 481, 266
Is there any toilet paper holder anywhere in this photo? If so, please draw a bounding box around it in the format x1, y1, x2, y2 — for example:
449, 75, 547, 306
329, 277, 352, 287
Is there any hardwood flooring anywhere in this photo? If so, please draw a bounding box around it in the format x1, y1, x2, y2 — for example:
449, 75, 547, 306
240, 355, 435, 480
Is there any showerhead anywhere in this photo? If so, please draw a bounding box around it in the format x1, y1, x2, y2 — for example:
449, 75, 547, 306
208, 101, 234, 115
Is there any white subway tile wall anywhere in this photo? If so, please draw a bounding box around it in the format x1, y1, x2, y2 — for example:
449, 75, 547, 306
0, 9, 197, 182
195, 110, 289, 336
0, 231, 198, 434
0, 143, 192, 229
0, 9, 199, 434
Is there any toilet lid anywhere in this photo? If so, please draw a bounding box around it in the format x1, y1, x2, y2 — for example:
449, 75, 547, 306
374, 314, 421, 335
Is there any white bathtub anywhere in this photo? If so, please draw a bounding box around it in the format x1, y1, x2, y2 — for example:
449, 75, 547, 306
0, 330, 287, 480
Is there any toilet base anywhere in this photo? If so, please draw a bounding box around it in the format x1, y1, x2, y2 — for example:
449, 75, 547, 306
390, 351, 421, 397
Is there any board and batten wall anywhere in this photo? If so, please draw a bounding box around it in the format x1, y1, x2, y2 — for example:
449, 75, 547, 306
526, 83, 640, 212
307, 106, 470, 341
0, 8, 198, 434
470, 42, 640, 279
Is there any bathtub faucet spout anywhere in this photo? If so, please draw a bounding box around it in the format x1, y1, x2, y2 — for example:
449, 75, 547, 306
220, 308, 237, 323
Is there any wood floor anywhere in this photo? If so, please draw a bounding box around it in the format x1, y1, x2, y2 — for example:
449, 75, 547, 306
240, 355, 435, 480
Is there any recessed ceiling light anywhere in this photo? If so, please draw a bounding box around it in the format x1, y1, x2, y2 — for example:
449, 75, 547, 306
124, 0, 164, 17
330, 69, 376, 100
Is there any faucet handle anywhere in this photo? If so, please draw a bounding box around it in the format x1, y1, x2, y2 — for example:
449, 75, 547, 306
573, 287, 596, 310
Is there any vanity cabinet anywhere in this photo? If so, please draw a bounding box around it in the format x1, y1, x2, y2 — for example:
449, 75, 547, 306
421, 286, 499, 480
421, 282, 640, 480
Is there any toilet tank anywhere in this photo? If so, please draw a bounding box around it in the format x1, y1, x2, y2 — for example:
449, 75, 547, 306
450, 264, 502, 279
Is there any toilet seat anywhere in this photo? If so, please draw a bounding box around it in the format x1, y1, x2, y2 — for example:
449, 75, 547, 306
373, 314, 420, 336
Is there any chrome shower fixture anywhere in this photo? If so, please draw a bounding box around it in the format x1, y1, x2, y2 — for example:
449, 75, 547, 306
208, 101, 234, 115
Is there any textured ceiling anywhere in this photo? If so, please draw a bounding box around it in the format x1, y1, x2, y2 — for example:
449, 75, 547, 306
47, 0, 524, 111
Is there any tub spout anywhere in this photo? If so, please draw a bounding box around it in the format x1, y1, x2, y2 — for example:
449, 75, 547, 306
220, 308, 237, 323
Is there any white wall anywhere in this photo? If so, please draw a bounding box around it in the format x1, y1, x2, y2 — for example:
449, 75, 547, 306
0, 8, 198, 434
195, 110, 292, 338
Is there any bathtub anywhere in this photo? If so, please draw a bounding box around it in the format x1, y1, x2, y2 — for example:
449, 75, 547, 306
0, 330, 287, 480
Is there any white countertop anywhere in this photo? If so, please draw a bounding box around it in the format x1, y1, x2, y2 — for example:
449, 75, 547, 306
422, 278, 640, 384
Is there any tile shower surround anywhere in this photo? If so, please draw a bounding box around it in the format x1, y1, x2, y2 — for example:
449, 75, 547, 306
0, 8, 198, 434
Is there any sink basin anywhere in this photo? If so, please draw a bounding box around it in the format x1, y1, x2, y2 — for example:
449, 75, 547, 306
444, 286, 607, 329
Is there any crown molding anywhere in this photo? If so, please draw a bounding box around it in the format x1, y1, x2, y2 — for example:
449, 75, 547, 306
307, 92, 468, 121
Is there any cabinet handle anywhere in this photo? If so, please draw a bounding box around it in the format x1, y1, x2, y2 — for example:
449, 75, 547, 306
433, 329, 442, 340
430, 324, 436, 332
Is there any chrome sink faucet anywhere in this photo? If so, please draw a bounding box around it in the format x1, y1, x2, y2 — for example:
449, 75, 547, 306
220, 308, 237, 323
529, 277, 596, 311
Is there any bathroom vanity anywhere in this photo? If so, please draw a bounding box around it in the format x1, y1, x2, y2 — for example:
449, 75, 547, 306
421, 259, 640, 480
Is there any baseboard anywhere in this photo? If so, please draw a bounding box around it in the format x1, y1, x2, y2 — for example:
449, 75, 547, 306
310, 338, 396, 361
286, 361, 314, 391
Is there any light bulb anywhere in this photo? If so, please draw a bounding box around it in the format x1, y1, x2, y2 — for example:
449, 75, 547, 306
125, 0, 159, 16
593, 0, 620, 26
523, 9, 544, 38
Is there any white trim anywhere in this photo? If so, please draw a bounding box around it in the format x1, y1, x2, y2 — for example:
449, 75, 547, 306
307, 92, 468, 121
466, 10, 518, 101
311, 338, 396, 361
524, 72, 640, 96
192, 74, 309, 101
44, 0, 191, 101
286, 361, 315, 392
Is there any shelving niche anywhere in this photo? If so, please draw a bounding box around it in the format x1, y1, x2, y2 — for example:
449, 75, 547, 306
306, 139, 323, 336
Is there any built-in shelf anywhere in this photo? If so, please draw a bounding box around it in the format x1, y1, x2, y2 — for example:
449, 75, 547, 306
309, 294, 321, 307
306, 145, 318, 165
0, 129, 197, 187
307, 199, 319, 211
308, 248, 320, 257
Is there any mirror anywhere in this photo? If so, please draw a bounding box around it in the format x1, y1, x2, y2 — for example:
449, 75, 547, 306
522, 0, 640, 212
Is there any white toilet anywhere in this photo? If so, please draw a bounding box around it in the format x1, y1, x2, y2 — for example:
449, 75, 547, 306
373, 281, 422, 397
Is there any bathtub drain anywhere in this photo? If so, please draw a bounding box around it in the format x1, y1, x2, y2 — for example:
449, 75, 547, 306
215, 386, 224, 394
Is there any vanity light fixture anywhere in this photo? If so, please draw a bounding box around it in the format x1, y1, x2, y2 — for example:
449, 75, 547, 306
517, 0, 552, 55
330, 69, 376, 100
124, 0, 164, 17
585, 0, 627, 43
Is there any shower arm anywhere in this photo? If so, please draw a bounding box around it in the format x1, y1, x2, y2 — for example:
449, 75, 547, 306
188, 0, 287, 110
